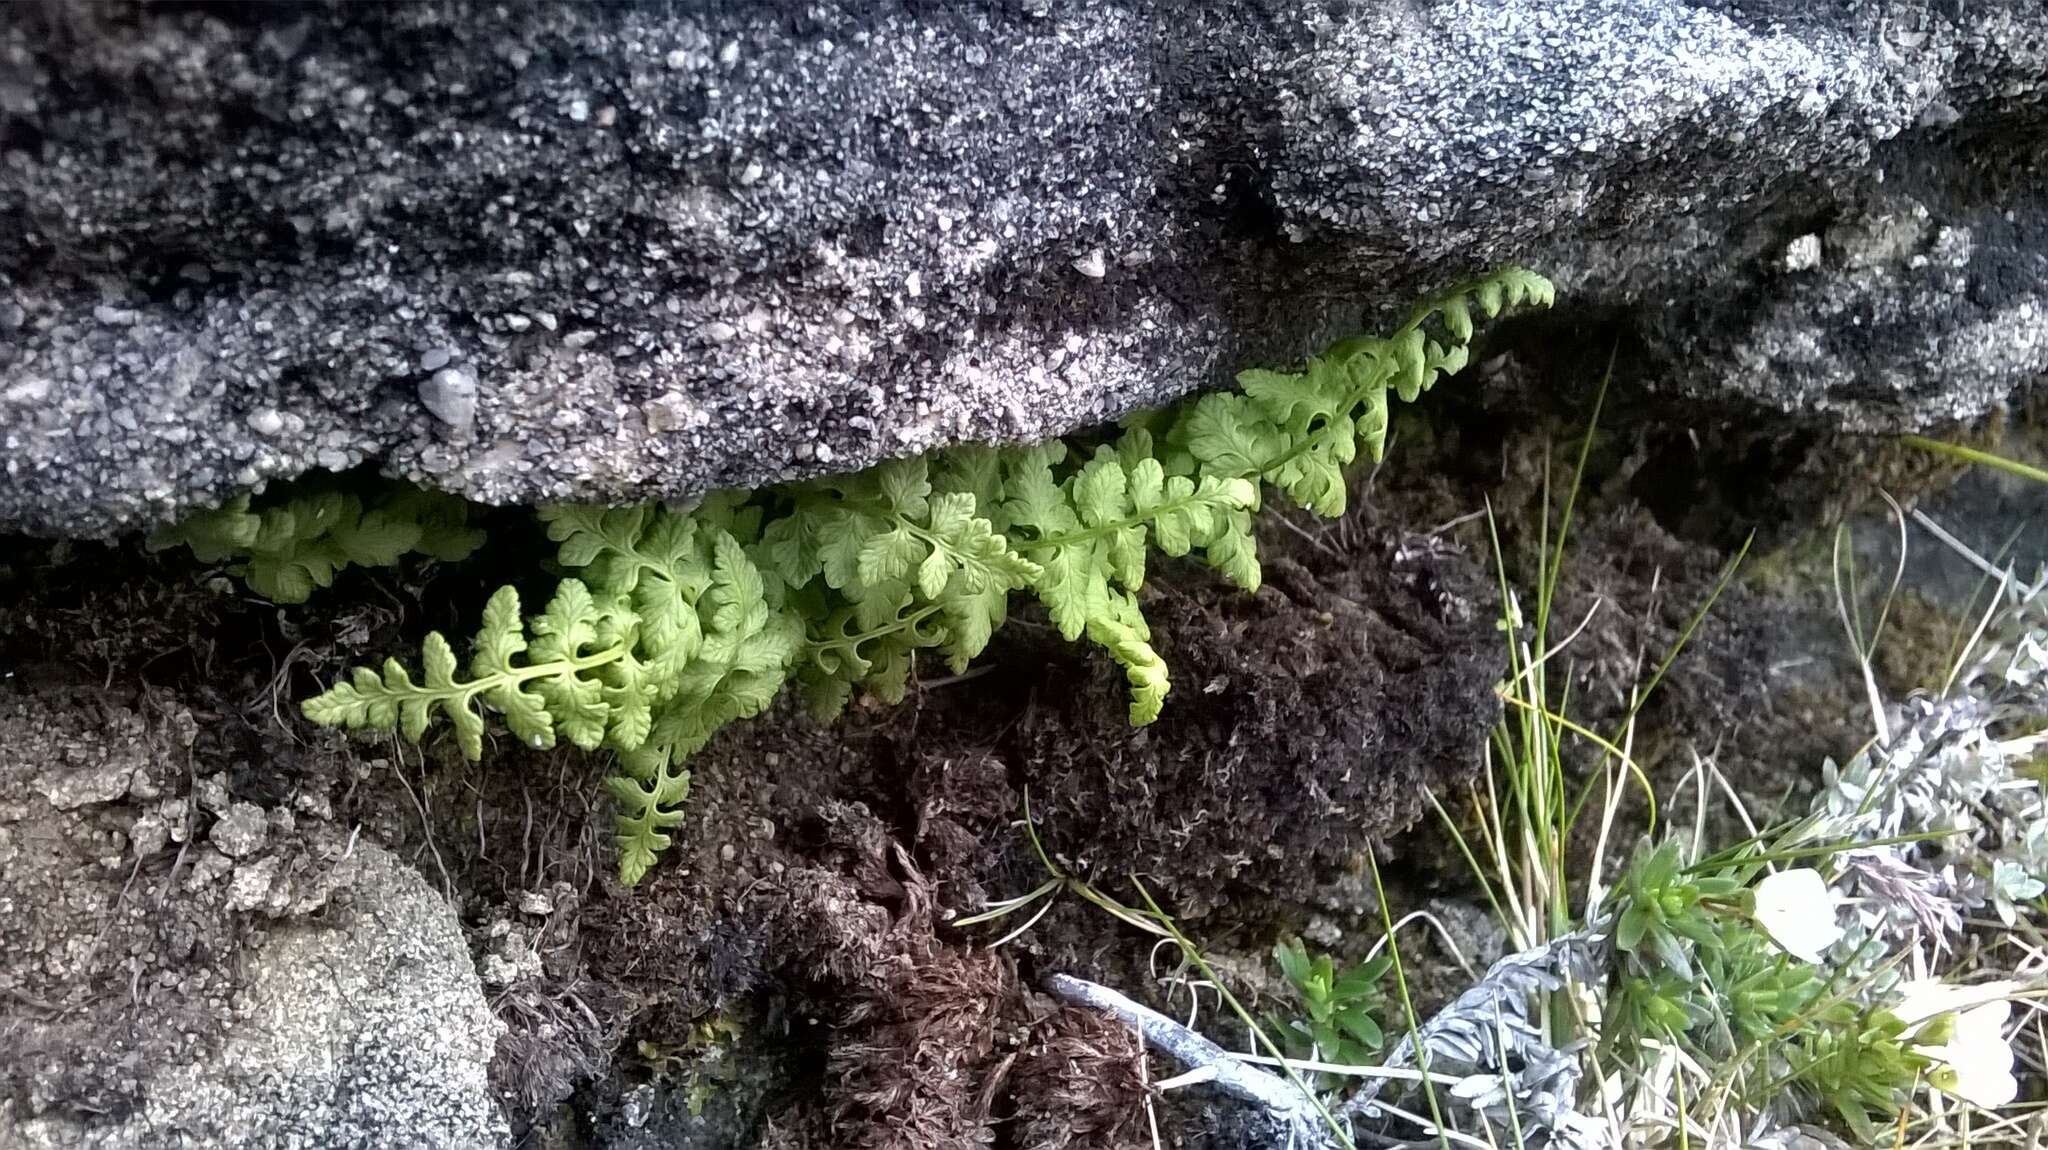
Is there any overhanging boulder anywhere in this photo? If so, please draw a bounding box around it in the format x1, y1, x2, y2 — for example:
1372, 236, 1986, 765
2, 1, 2043, 536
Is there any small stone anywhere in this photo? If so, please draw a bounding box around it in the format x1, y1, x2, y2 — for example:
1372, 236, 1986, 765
94, 304, 139, 326
247, 407, 286, 436
703, 320, 738, 343
737, 159, 764, 186
0, 302, 22, 330
644, 391, 706, 433
184, 847, 234, 891
34, 759, 138, 811
504, 313, 532, 332
210, 802, 269, 859
419, 367, 478, 432
1783, 234, 1822, 273
480, 953, 523, 986
226, 856, 281, 912
194, 775, 230, 815
258, 20, 310, 60
420, 347, 452, 372
904, 270, 922, 297
665, 48, 690, 70
533, 311, 559, 332
562, 329, 597, 348
1071, 249, 1107, 278
516, 890, 554, 916
718, 41, 740, 66
567, 98, 589, 123
814, 443, 835, 463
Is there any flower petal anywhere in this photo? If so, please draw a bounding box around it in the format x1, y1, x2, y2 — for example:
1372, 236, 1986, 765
1925, 1002, 2019, 1110
1896, 982, 2022, 1029
1752, 868, 1843, 964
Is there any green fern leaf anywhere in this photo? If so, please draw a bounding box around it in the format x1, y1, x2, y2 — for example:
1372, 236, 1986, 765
156, 481, 488, 602
147, 495, 261, 562
1353, 376, 1392, 462
941, 582, 1008, 672
1181, 393, 1276, 477
857, 526, 921, 588
933, 444, 1006, 527
875, 456, 931, 519
1087, 613, 1170, 725
1204, 508, 1262, 592
608, 743, 691, 887
924, 492, 1042, 593
331, 508, 424, 567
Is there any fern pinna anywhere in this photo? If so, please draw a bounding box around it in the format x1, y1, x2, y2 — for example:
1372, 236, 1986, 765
303, 268, 1554, 884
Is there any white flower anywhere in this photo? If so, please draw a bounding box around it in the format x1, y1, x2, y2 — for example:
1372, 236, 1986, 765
1892, 979, 2023, 1026
1918, 1000, 2018, 1110
1751, 868, 1843, 963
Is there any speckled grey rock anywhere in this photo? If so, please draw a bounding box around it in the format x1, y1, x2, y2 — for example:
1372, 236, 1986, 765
2, 1, 2045, 536
3, 840, 509, 1149
1, 691, 508, 1148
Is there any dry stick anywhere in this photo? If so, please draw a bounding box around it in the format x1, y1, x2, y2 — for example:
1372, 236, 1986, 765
1044, 973, 1330, 1141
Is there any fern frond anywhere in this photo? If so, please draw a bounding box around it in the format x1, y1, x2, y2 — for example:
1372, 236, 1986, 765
152, 481, 484, 603
305, 267, 1555, 885
303, 584, 634, 760
608, 742, 692, 887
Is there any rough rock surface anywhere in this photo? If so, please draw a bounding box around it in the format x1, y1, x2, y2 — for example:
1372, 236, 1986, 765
0, 689, 508, 1149
1, 0, 2045, 536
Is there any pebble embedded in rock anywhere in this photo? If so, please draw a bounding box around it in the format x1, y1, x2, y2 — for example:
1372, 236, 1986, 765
129, 813, 171, 859
226, 856, 281, 912
210, 801, 270, 859
247, 408, 286, 437
193, 773, 230, 810
1784, 234, 1823, 272
420, 347, 452, 372
1071, 249, 1107, 278
419, 366, 478, 433
33, 758, 139, 811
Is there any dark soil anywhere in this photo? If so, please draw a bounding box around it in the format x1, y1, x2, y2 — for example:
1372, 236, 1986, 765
1, 369, 2004, 1148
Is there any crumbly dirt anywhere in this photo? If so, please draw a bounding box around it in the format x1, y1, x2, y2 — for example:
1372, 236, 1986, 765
2, 375, 2013, 1148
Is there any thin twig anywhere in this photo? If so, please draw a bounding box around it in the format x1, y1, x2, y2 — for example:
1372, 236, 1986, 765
1045, 973, 1329, 1137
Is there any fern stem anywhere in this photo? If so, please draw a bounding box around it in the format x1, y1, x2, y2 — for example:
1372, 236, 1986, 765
441, 647, 628, 706
805, 601, 946, 663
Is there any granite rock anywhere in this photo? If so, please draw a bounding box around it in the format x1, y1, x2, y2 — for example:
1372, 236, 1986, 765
2, 0, 2044, 536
